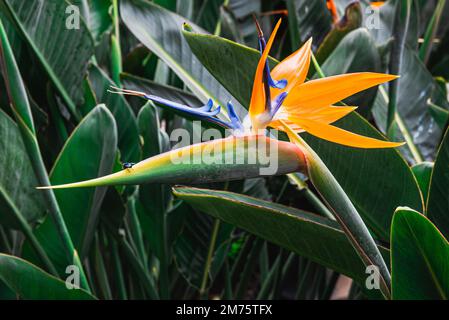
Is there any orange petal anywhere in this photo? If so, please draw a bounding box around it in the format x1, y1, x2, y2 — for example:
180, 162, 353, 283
288, 117, 404, 149
290, 106, 357, 124
283, 73, 398, 109
271, 38, 312, 93
249, 19, 282, 118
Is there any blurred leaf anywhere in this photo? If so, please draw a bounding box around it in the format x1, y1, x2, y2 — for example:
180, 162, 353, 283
136, 103, 171, 258
0, 254, 96, 299
88, 64, 140, 162
286, 0, 332, 50
368, 0, 419, 48
174, 209, 233, 290
183, 31, 423, 240
427, 128, 449, 238
0, 109, 46, 228
120, 0, 244, 117
24, 105, 117, 271
196, 0, 224, 33
391, 207, 449, 300
315, 1, 363, 65
2, 0, 95, 118
411, 161, 434, 206
226, 0, 261, 47
87, 0, 112, 42
318, 28, 382, 116
173, 186, 389, 289
428, 100, 449, 130
373, 47, 448, 161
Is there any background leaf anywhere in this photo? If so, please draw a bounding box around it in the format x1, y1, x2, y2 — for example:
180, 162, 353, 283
2, 0, 95, 117
391, 207, 449, 300
427, 128, 449, 237
24, 105, 117, 272
0, 253, 96, 299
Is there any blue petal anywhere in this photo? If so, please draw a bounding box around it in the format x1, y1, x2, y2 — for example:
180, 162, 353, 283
271, 92, 288, 117
226, 101, 244, 131
258, 38, 287, 90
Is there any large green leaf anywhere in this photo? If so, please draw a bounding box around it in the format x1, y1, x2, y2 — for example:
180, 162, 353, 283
183, 28, 277, 110
427, 128, 449, 238
88, 64, 140, 162
0, 254, 96, 299
173, 186, 389, 288
391, 207, 449, 300
183, 30, 423, 240
0, 109, 46, 228
2, 0, 95, 117
120, 0, 243, 117
25, 105, 117, 271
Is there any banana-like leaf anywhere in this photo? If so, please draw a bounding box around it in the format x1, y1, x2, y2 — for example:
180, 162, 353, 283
25, 105, 117, 272
120, 0, 244, 118
427, 128, 449, 238
182, 29, 423, 240
37, 135, 306, 189
0, 254, 96, 299
2, 0, 95, 118
172, 186, 389, 290
0, 109, 46, 227
391, 207, 449, 300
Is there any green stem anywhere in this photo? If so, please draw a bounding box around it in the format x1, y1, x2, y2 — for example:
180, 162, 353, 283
127, 197, 147, 266
0, 226, 11, 253
93, 233, 112, 299
199, 218, 221, 298
311, 51, 326, 78
119, 238, 159, 299
419, 0, 446, 64
111, 239, 128, 300
111, 0, 122, 85
387, 0, 411, 131
234, 238, 263, 299
256, 253, 282, 299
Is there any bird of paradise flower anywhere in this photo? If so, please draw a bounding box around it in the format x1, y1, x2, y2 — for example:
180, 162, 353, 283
37, 18, 402, 190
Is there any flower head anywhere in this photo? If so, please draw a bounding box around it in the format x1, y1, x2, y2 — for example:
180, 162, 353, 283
249, 19, 404, 149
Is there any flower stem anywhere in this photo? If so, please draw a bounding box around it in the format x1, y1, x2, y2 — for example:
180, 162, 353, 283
199, 218, 221, 298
